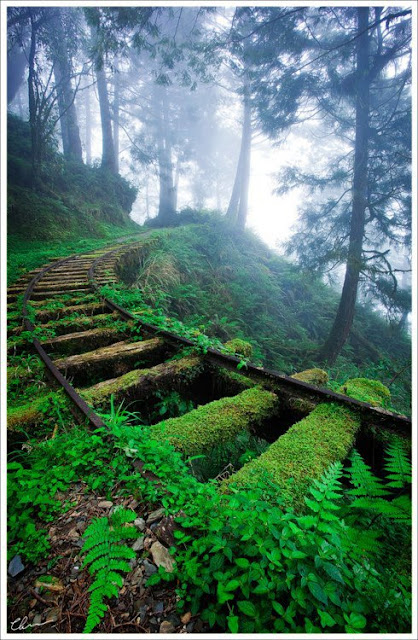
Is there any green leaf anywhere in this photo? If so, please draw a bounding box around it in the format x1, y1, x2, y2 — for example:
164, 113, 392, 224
348, 612, 367, 629
322, 562, 344, 584
224, 579, 240, 592
235, 557, 250, 569
227, 615, 239, 633
237, 600, 257, 618
307, 580, 328, 605
318, 610, 336, 628
272, 601, 285, 616
305, 497, 320, 512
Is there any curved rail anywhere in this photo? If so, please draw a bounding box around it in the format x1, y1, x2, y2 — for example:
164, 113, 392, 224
11, 238, 411, 438
22, 252, 106, 429
89, 245, 412, 436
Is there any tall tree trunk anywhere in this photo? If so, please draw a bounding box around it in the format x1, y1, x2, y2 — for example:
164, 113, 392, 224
84, 80, 92, 164
155, 86, 176, 224
96, 65, 116, 173
51, 10, 82, 161
226, 148, 243, 222
237, 72, 252, 230
7, 44, 27, 105
226, 65, 252, 228
113, 60, 120, 173
17, 86, 24, 119
319, 7, 370, 366
173, 155, 180, 211
28, 13, 39, 188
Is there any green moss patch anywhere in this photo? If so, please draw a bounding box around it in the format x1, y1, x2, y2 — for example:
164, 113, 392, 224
339, 378, 391, 408
150, 387, 278, 456
224, 338, 254, 358
291, 368, 328, 386
223, 378, 391, 510
7, 393, 57, 431
80, 356, 202, 408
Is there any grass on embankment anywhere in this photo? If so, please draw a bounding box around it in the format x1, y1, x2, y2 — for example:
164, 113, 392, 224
7, 224, 143, 286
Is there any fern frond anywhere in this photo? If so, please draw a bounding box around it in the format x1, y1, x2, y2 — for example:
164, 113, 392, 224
350, 496, 411, 522
341, 525, 382, 558
347, 449, 389, 497
82, 508, 139, 633
305, 461, 344, 521
82, 541, 112, 568
111, 507, 137, 525
384, 440, 412, 488
83, 516, 109, 540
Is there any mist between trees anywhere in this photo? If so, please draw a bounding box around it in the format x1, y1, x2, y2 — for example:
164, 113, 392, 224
7, 5, 412, 365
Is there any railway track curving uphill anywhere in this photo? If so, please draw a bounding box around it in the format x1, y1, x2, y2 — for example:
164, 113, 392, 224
7, 233, 411, 491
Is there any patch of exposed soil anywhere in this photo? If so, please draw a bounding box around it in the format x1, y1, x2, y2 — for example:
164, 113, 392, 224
7, 482, 204, 634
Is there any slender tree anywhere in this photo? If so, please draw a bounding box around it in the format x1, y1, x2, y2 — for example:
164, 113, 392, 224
318, 7, 371, 364
48, 8, 83, 161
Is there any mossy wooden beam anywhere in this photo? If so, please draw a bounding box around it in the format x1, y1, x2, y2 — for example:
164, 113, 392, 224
149, 387, 279, 456
41, 326, 127, 357
8, 313, 122, 338
27, 289, 91, 301
34, 302, 106, 323
80, 356, 202, 408
33, 282, 90, 292
287, 368, 329, 415
53, 337, 167, 384
212, 366, 256, 395
7, 394, 57, 431
222, 378, 391, 510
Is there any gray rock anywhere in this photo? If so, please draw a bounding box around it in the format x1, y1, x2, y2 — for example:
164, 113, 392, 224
154, 601, 164, 614
134, 517, 146, 531
8, 555, 25, 577
132, 536, 144, 552
150, 541, 174, 573
146, 508, 165, 524
98, 500, 113, 508
130, 566, 144, 586
159, 620, 175, 634
143, 559, 157, 577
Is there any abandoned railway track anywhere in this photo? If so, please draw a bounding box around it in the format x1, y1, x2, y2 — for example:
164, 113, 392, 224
7, 233, 411, 492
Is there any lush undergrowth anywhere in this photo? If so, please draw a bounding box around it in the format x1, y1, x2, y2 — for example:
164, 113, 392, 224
124, 216, 411, 414
8, 400, 411, 633
7, 113, 138, 274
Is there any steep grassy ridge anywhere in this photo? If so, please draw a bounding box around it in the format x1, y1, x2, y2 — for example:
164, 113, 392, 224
128, 218, 411, 414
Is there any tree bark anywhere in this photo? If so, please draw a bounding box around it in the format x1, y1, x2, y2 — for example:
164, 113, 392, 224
226, 64, 252, 228
113, 60, 120, 173
96, 64, 116, 173
84, 80, 92, 164
7, 44, 27, 105
28, 13, 39, 187
50, 10, 82, 161
155, 86, 176, 224
319, 7, 370, 365
237, 71, 252, 230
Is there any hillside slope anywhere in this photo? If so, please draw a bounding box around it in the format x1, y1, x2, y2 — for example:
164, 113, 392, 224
129, 218, 411, 414
7, 113, 140, 283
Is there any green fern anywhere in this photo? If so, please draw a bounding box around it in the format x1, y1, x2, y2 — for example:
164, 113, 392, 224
346, 447, 411, 524
304, 461, 344, 532
347, 449, 389, 497
384, 439, 412, 488
82, 508, 139, 633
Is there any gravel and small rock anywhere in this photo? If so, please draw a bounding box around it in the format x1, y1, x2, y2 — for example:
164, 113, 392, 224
7, 483, 205, 634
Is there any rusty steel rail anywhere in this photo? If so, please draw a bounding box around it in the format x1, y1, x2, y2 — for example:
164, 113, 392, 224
21, 252, 106, 429
89, 246, 412, 437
